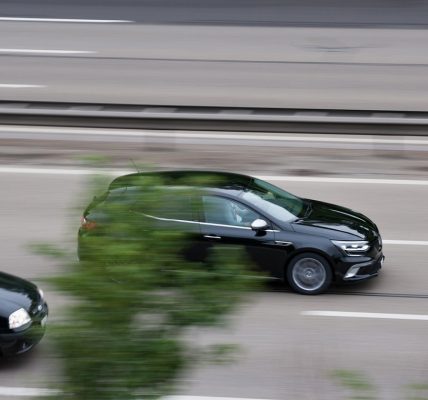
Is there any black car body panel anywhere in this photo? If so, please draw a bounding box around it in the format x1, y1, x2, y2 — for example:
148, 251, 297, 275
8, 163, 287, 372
293, 200, 378, 240
0, 272, 48, 356
79, 171, 384, 294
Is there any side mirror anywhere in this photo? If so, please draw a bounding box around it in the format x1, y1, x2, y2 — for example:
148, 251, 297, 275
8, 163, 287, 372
251, 219, 269, 231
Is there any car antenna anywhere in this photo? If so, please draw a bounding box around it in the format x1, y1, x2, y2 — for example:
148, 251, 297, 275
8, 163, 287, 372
130, 159, 141, 173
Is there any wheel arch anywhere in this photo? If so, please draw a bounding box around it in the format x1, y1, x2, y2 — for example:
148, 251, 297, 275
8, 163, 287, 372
284, 248, 336, 282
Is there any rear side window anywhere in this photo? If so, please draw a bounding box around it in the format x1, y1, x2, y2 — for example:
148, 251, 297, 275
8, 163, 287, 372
105, 187, 138, 206
106, 186, 196, 221
154, 192, 194, 221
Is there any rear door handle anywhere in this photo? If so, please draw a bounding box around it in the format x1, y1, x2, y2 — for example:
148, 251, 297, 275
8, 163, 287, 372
204, 235, 222, 239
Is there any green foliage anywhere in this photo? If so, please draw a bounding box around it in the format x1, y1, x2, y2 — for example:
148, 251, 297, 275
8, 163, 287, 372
201, 343, 242, 364
38, 172, 256, 400
332, 370, 428, 400
332, 370, 377, 400
404, 383, 428, 400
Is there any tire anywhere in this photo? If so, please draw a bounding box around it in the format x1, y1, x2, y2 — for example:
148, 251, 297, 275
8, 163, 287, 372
286, 252, 332, 295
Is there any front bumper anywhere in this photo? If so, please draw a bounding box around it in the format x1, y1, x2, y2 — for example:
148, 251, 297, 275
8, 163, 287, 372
338, 253, 384, 282
0, 302, 48, 356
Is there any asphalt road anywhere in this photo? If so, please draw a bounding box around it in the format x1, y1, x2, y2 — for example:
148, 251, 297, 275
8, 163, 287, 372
1, 21, 428, 110
3, 0, 428, 27
1, 164, 428, 399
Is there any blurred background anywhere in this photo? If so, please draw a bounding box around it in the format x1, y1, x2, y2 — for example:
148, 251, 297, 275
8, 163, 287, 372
1, 1, 428, 399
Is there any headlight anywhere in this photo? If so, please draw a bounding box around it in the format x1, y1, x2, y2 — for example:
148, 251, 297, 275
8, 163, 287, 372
9, 308, 31, 330
332, 240, 370, 256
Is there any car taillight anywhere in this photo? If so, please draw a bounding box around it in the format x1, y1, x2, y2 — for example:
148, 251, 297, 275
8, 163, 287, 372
80, 216, 97, 230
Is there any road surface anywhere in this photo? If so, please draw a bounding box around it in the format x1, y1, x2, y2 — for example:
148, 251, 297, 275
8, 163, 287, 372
3, 0, 428, 27
0, 132, 427, 399
1, 19, 428, 110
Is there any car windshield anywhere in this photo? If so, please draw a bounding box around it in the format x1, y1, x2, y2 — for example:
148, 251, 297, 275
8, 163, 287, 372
240, 178, 306, 222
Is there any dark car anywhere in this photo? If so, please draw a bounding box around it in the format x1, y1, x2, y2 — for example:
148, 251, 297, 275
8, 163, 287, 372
79, 171, 384, 295
0, 271, 48, 356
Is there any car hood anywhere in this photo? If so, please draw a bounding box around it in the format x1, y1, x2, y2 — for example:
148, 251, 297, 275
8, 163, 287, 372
0, 272, 39, 330
292, 200, 378, 241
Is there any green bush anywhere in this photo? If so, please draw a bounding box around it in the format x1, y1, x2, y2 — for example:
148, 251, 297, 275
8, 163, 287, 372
38, 172, 256, 400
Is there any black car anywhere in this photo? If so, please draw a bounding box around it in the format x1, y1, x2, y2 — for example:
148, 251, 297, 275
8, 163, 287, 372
79, 171, 384, 295
0, 271, 48, 356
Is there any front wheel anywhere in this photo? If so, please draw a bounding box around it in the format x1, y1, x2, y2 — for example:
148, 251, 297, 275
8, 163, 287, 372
286, 253, 332, 295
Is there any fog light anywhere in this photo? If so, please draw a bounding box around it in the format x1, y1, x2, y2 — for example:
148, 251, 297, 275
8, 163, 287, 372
345, 266, 360, 279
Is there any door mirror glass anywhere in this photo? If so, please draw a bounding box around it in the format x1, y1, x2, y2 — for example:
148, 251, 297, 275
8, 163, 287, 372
251, 219, 269, 231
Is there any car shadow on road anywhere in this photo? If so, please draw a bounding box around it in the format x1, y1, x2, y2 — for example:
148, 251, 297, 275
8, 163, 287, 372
265, 277, 382, 296
0, 344, 45, 370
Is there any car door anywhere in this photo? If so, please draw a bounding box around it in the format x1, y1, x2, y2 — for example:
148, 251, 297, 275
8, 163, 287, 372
198, 194, 289, 280
134, 190, 207, 262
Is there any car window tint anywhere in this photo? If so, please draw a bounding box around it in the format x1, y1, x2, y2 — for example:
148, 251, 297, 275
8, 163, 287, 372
202, 196, 261, 227
241, 191, 296, 222
120, 186, 194, 221
246, 178, 305, 219
106, 187, 138, 206
154, 192, 194, 221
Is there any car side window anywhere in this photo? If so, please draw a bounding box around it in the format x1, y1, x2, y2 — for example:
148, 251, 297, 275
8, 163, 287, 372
131, 189, 195, 222
154, 192, 194, 221
202, 195, 262, 227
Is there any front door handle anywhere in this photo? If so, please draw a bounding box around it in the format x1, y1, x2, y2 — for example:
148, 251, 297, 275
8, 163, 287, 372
274, 241, 292, 246
204, 234, 222, 240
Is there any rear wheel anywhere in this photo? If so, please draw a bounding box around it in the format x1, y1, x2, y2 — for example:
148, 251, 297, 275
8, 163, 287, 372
286, 253, 332, 295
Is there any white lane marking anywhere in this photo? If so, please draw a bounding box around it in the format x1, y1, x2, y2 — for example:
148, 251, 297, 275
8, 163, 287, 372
258, 176, 428, 186
302, 311, 428, 321
0, 17, 133, 23
1, 166, 428, 187
0, 126, 427, 146
0, 84, 44, 88
0, 166, 99, 175
383, 240, 428, 246
153, 133, 428, 146
0, 48, 94, 55
0, 386, 59, 397
0, 387, 268, 400
166, 397, 272, 400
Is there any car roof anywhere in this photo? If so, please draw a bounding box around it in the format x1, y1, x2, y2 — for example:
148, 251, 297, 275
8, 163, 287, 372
109, 170, 254, 192
104, 171, 293, 228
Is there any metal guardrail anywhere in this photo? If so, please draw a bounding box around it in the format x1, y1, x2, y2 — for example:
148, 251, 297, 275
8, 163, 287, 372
1, 101, 428, 135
